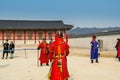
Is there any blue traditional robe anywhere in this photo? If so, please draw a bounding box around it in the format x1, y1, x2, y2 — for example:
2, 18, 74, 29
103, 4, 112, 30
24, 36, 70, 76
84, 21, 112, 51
90, 41, 98, 59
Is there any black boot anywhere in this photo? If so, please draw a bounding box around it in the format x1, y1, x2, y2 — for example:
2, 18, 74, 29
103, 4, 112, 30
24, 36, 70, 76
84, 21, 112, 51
2, 53, 5, 59
46, 63, 49, 66
96, 59, 99, 63
119, 58, 120, 62
91, 60, 93, 63
116, 54, 118, 58
40, 63, 42, 66
5, 53, 8, 59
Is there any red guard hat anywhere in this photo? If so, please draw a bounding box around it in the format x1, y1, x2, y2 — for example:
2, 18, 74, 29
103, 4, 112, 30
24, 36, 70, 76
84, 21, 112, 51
92, 35, 96, 41
55, 33, 59, 38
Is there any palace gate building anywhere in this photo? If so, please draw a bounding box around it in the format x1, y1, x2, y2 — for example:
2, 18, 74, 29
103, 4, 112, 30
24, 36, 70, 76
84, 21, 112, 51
0, 20, 73, 44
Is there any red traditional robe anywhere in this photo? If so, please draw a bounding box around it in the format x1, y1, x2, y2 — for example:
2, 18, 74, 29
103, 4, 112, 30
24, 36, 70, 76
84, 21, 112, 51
50, 38, 70, 80
48, 43, 54, 62
38, 42, 49, 64
118, 42, 120, 58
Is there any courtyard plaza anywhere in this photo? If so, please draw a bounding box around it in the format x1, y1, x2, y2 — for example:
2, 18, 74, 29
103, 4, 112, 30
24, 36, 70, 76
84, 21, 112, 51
0, 45, 120, 80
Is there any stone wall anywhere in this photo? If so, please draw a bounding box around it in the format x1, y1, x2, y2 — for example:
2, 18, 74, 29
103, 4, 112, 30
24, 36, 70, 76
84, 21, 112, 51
68, 34, 120, 51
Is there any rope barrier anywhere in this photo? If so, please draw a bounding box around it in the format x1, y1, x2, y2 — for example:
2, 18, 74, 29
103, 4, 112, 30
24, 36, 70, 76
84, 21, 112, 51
0, 48, 40, 66
0, 48, 37, 52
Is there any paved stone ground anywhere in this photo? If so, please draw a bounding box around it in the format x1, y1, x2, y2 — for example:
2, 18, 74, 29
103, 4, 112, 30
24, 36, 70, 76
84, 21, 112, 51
0, 47, 120, 80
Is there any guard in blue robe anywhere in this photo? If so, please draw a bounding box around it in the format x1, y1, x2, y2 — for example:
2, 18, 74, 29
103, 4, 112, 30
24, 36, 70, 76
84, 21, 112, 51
90, 35, 99, 63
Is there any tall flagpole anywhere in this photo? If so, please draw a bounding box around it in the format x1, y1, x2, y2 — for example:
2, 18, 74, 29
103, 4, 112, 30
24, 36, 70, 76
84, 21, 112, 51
65, 25, 68, 43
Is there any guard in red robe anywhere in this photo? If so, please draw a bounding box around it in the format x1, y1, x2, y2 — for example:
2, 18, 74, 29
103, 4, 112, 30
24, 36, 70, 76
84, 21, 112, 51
49, 32, 70, 80
117, 38, 120, 61
48, 39, 54, 62
37, 38, 49, 66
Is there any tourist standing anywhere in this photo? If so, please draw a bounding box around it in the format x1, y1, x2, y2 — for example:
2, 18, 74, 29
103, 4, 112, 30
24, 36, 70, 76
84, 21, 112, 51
2, 40, 9, 59
9, 41, 15, 59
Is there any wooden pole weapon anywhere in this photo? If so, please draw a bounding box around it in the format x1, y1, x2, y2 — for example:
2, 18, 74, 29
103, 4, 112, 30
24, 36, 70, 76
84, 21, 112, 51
37, 41, 40, 67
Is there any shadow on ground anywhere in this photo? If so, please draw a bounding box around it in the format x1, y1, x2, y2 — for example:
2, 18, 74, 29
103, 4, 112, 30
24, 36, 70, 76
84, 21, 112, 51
0, 64, 9, 68
69, 74, 74, 80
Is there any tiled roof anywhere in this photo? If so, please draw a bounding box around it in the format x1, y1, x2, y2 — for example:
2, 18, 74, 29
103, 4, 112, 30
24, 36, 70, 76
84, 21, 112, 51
0, 20, 73, 30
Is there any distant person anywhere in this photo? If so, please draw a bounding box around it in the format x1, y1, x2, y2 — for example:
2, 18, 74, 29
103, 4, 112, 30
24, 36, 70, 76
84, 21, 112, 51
116, 38, 120, 61
9, 41, 15, 59
37, 38, 49, 66
90, 35, 99, 63
2, 40, 9, 59
49, 39, 53, 44
115, 38, 120, 58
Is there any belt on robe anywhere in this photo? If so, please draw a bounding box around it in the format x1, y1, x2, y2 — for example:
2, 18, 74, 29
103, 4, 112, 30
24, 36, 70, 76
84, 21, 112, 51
54, 54, 65, 58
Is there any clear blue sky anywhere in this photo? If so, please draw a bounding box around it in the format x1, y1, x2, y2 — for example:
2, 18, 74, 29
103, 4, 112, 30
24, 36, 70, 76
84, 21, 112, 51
0, 0, 120, 28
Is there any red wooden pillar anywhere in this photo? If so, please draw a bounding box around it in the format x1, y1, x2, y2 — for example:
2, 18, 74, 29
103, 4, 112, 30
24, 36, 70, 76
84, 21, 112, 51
21, 31, 24, 40
45, 31, 46, 40
4, 31, 7, 40
0, 30, 3, 43
36, 31, 38, 40
32, 31, 35, 40
10, 31, 12, 40
42, 31, 45, 39
24, 30, 26, 44
2, 30, 4, 43
52, 32, 55, 40
46, 31, 49, 40
15, 31, 18, 40
13, 30, 15, 43
34, 30, 36, 44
